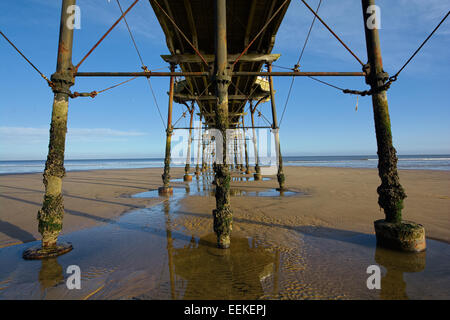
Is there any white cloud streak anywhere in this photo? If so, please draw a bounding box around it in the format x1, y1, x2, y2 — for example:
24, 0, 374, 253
0, 127, 147, 143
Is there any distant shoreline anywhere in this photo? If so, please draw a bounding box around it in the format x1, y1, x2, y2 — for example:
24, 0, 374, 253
0, 154, 449, 174
2, 154, 449, 162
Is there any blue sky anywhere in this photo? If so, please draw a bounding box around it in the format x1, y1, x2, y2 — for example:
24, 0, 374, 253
0, 0, 449, 160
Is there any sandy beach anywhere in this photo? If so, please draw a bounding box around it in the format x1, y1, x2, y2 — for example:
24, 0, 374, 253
1, 166, 450, 300
1, 166, 449, 248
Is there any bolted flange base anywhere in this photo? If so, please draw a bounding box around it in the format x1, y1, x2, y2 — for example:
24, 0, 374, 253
374, 219, 426, 252
23, 242, 73, 260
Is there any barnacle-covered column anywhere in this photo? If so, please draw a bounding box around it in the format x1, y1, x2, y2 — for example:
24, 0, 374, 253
362, 0, 425, 252
201, 131, 207, 172
238, 130, 245, 172
195, 114, 202, 176
212, 0, 232, 249
242, 117, 250, 174
233, 136, 238, 170
184, 102, 195, 181
23, 0, 76, 259
267, 63, 286, 190
159, 63, 176, 195
250, 101, 261, 180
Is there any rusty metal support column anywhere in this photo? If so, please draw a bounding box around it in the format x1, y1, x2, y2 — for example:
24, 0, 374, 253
362, 0, 425, 252
250, 101, 261, 180
238, 130, 244, 172
242, 116, 250, 174
201, 130, 207, 172
267, 63, 286, 190
206, 140, 211, 168
195, 114, 202, 176
212, 0, 232, 249
184, 102, 195, 181
24, 0, 76, 259
233, 136, 238, 170
159, 63, 176, 195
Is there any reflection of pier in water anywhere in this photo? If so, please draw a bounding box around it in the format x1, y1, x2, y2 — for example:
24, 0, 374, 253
163, 200, 280, 300
38, 258, 63, 293
375, 247, 426, 300
0, 175, 448, 299
132, 174, 302, 199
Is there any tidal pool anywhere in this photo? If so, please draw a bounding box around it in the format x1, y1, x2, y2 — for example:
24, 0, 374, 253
131, 177, 302, 199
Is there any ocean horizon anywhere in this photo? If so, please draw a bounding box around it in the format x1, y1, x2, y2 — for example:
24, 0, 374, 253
0, 154, 449, 175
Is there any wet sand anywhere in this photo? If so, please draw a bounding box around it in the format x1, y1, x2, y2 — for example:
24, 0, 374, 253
0, 167, 449, 300
1, 166, 449, 248
0, 168, 185, 247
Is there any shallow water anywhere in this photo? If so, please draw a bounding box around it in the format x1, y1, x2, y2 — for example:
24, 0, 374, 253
133, 176, 301, 199
0, 178, 449, 300
132, 188, 299, 199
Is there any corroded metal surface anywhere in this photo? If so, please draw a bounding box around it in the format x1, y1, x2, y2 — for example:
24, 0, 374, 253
23, 242, 73, 260
362, 0, 406, 223
212, 0, 233, 249
35, 0, 76, 255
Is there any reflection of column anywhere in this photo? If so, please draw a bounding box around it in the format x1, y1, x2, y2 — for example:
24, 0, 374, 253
163, 201, 176, 300
39, 258, 63, 291
195, 171, 201, 192
375, 246, 426, 300
202, 168, 207, 191
272, 249, 280, 297
172, 234, 276, 299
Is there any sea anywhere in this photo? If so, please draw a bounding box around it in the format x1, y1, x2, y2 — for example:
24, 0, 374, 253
0, 155, 449, 175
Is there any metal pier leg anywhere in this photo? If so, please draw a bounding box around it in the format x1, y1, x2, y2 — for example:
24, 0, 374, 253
159, 64, 176, 195
267, 63, 285, 190
362, 0, 425, 252
24, 0, 77, 259
212, 0, 232, 249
